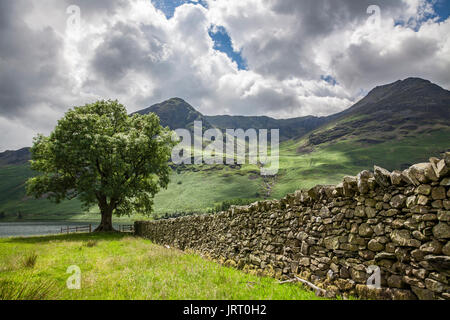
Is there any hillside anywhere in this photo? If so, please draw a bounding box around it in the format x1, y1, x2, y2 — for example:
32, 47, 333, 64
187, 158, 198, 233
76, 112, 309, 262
302, 77, 450, 148
134, 97, 329, 141
0, 148, 30, 166
0, 77, 449, 220
205, 115, 328, 141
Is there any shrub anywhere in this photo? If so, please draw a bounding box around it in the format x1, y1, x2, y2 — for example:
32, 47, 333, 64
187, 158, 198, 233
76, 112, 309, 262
83, 240, 98, 247
22, 252, 38, 269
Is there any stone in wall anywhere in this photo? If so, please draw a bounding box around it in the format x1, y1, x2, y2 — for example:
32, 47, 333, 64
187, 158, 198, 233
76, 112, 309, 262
135, 152, 450, 300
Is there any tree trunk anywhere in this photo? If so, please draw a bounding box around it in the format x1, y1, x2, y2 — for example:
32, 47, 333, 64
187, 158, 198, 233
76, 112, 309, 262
94, 207, 115, 232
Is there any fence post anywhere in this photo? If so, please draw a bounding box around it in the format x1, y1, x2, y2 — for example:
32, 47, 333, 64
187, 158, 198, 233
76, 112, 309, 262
89, 224, 91, 233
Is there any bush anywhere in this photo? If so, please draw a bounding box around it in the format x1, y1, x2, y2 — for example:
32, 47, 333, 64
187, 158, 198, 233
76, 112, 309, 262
83, 240, 98, 247
22, 252, 38, 269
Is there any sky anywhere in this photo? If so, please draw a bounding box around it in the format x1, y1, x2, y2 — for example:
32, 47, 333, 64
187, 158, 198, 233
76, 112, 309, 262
0, 0, 449, 151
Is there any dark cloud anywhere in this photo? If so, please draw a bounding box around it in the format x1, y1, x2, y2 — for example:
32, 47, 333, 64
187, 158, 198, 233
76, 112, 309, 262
0, 0, 449, 151
0, 0, 66, 119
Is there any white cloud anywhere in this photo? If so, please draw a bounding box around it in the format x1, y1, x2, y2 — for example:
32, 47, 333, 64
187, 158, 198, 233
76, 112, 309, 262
0, 0, 449, 151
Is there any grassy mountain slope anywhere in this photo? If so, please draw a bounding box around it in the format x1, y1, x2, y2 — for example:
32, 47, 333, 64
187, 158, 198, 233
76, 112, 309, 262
0, 77, 448, 221
301, 78, 450, 148
205, 115, 328, 141
0, 148, 30, 166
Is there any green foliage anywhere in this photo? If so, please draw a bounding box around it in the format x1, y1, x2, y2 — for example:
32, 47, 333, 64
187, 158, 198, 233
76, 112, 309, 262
26, 100, 177, 219
83, 240, 98, 247
22, 252, 38, 269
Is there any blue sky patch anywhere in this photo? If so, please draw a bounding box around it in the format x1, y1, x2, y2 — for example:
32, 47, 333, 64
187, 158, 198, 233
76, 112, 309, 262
151, 0, 208, 19
394, 0, 450, 29
208, 25, 248, 71
321, 75, 338, 86
151, 0, 247, 70
434, 0, 450, 21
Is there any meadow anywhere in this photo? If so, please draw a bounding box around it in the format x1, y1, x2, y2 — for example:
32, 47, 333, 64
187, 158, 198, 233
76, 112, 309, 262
0, 232, 323, 300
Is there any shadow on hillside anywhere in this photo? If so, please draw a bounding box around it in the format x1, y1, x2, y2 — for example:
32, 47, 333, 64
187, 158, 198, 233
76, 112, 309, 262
3, 232, 129, 244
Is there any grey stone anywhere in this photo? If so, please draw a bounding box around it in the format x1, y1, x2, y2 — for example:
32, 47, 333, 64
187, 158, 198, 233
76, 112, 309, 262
417, 195, 429, 206
391, 229, 421, 247
374, 166, 391, 188
424, 255, 450, 274
411, 286, 435, 300
425, 278, 444, 293
358, 223, 373, 237
443, 242, 450, 256
420, 241, 443, 254
390, 194, 406, 209
431, 159, 448, 178
416, 184, 431, 195
432, 223, 450, 239
390, 170, 404, 186
431, 186, 446, 200
410, 163, 438, 183
357, 170, 371, 194
324, 237, 340, 250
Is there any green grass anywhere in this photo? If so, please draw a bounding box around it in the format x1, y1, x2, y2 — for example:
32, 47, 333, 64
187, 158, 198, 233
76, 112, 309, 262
270, 129, 450, 198
0, 164, 85, 219
0, 129, 448, 220
0, 233, 323, 300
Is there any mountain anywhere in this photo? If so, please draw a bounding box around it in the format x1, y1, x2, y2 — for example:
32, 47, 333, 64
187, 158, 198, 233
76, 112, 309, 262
0, 148, 30, 166
205, 115, 328, 141
134, 97, 213, 132
135, 98, 329, 141
303, 77, 450, 147
1, 77, 449, 219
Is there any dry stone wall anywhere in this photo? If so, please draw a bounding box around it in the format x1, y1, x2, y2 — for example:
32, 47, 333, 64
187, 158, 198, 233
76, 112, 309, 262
135, 153, 450, 300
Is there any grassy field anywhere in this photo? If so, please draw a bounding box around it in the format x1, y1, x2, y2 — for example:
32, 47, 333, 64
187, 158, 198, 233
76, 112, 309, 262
271, 129, 450, 198
0, 233, 323, 300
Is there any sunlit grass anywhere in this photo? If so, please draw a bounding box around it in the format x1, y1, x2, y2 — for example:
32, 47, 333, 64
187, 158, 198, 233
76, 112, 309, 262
0, 233, 324, 300
1, 129, 448, 220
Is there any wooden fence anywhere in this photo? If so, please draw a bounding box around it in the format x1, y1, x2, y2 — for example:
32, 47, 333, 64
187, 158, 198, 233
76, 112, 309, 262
60, 225, 92, 234
60, 224, 134, 234
119, 224, 134, 232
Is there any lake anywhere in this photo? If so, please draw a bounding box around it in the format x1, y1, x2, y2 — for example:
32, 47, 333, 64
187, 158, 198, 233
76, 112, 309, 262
0, 221, 129, 238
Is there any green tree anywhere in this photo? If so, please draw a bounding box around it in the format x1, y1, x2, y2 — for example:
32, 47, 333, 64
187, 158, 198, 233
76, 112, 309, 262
26, 100, 177, 231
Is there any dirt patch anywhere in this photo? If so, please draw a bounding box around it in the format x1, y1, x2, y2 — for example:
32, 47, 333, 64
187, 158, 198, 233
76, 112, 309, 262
357, 138, 383, 145
296, 145, 314, 154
